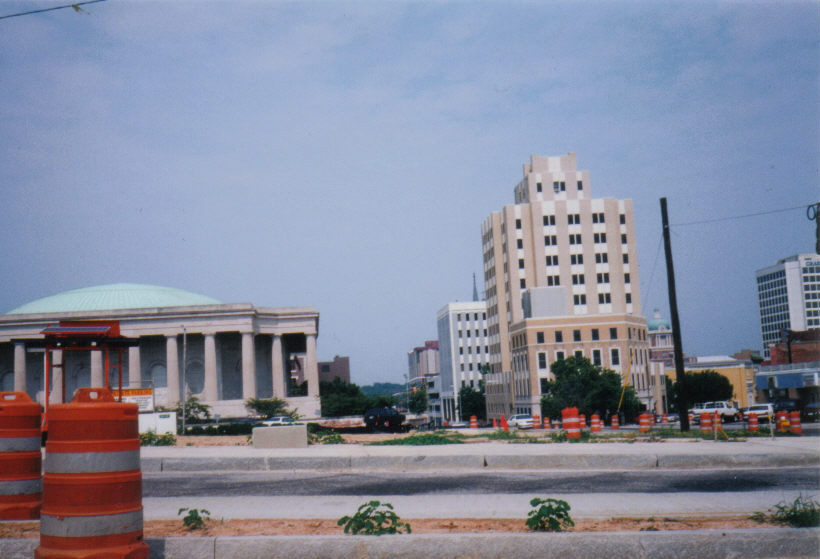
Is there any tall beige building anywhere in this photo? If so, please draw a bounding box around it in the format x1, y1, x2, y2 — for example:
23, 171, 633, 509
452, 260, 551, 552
482, 153, 650, 417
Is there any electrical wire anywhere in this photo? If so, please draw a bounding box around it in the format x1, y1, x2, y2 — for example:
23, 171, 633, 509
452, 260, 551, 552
640, 234, 664, 313
671, 203, 809, 227
0, 0, 107, 21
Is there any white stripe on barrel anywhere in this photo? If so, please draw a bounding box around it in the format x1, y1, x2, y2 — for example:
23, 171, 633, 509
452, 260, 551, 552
40, 509, 144, 538
44, 450, 140, 474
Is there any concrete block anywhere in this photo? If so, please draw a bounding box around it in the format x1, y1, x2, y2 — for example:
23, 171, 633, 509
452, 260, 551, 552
141, 457, 163, 472
161, 457, 268, 472
349, 454, 484, 470
252, 425, 308, 449
0, 538, 37, 559
148, 537, 215, 559
266, 456, 351, 470
637, 528, 820, 559
656, 453, 819, 469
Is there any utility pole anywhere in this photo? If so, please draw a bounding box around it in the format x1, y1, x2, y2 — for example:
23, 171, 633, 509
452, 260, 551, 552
661, 198, 690, 431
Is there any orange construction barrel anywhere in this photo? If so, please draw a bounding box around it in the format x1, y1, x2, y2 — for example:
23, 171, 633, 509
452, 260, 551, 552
748, 412, 759, 433
590, 414, 601, 433
0, 392, 42, 520
36, 387, 148, 559
562, 407, 580, 439
611, 414, 619, 430
469, 415, 478, 429
699, 413, 712, 435
776, 411, 789, 433
638, 413, 651, 434
661, 413, 668, 425
789, 411, 802, 435
713, 412, 723, 432
500, 414, 508, 432
579, 414, 587, 430
532, 415, 540, 429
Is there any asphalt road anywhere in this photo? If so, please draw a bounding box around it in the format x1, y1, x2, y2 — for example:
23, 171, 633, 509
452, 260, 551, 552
143, 467, 819, 497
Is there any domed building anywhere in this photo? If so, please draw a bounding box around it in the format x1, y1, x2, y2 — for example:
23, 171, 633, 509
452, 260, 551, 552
0, 284, 321, 418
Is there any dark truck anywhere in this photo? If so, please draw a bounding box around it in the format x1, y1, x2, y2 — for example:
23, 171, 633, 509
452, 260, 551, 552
363, 407, 406, 432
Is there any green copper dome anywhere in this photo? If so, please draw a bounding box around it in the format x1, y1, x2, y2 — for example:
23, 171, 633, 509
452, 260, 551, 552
6, 283, 221, 315
647, 309, 671, 331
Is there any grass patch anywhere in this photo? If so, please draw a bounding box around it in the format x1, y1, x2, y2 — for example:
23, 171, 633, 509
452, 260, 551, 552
367, 431, 466, 445
752, 495, 820, 528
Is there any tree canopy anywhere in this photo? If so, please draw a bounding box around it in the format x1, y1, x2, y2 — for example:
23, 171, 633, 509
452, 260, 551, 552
459, 381, 486, 421
319, 378, 396, 417
668, 370, 734, 409
408, 385, 428, 414
540, 356, 644, 422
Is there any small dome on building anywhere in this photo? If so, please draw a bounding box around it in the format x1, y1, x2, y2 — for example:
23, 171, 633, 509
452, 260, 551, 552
6, 283, 221, 315
647, 308, 672, 332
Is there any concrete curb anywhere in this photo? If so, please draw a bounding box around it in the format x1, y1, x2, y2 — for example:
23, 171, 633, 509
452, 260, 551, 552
141, 452, 820, 472
4, 529, 818, 559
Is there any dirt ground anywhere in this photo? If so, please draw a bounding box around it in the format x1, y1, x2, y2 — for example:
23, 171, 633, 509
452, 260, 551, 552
1, 517, 779, 539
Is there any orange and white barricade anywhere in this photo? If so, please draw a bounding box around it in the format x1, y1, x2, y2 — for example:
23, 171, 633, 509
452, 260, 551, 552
469, 415, 478, 429
638, 413, 651, 434
747, 412, 759, 433
562, 407, 581, 439
0, 392, 42, 520
611, 414, 619, 430
789, 411, 802, 435
590, 414, 601, 433
699, 413, 712, 435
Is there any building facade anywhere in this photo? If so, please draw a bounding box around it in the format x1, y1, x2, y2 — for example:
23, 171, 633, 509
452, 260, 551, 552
481, 153, 648, 418
646, 309, 673, 414
756, 253, 820, 358
0, 284, 322, 419
666, 356, 757, 410
318, 355, 350, 384
436, 301, 491, 422
407, 340, 439, 382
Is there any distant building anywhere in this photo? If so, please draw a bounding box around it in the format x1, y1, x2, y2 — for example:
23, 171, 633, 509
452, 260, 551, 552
766, 330, 820, 365
0, 283, 322, 418
318, 355, 350, 384
407, 340, 439, 381
436, 301, 491, 423
755, 361, 819, 408
646, 309, 673, 414
666, 356, 756, 410
481, 153, 650, 418
756, 253, 820, 358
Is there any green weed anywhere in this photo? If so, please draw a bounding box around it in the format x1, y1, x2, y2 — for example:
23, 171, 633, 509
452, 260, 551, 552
338, 500, 411, 535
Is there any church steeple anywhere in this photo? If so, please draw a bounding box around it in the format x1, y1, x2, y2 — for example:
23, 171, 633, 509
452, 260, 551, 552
472, 273, 479, 302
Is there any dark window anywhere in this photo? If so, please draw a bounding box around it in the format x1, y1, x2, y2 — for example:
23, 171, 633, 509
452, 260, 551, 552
626, 293, 632, 304
611, 348, 620, 365
518, 259, 525, 269
573, 329, 581, 342
556, 351, 565, 361
624, 273, 631, 283
571, 254, 583, 265
623, 253, 629, 264
538, 353, 547, 369
594, 232, 607, 243
574, 350, 583, 358
555, 331, 563, 343
621, 233, 627, 244
572, 274, 585, 285
536, 182, 542, 192
516, 219, 522, 229
536, 332, 545, 344
592, 349, 601, 366
573, 294, 587, 305
591, 329, 599, 340
517, 239, 523, 249
619, 214, 626, 224
520, 279, 526, 288
610, 327, 617, 339
577, 180, 583, 191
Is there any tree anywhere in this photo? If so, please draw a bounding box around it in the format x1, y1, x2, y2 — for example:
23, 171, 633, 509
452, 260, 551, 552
408, 385, 428, 414
540, 356, 644, 423
672, 370, 733, 407
665, 375, 677, 412
459, 381, 486, 421
175, 395, 212, 424
245, 397, 297, 419
319, 377, 389, 417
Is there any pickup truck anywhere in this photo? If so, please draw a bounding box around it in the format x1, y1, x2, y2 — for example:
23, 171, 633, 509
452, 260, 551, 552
690, 401, 739, 422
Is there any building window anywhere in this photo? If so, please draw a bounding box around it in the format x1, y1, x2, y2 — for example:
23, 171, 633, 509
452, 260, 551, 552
574, 350, 583, 358
556, 351, 565, 361
610, 327, 617, 339
546, 255, 558, 266
520, 279, 526, 289
543, 215, 555, 226
536, 182, 542, 192
594, 232, 607, 244
595, 253, 608, 263
596, 272, 610, 283
568, 214, 580, 225
547, 275, 560, 286
621, 233, 627, 244
573, 329, 581, 342
459, 347, 463, 355
516, 219, 522, 229
619, 214, 626, 225
569, 234, 582, 244
517, 239, 523, 249
555, 331, 563, 343
591, 329, 599, 341
626, 293, 632, 304
518, 259, 525, 269
544, 235, 557, 246
538, 352, 547, 369
553, 181, 566, 192
592, 349, 601, 366
536, 332, 545, 344
597, 293, 611, 304
611, 348, 620, 365
572, 274, 585, 285
577, 180, 583, 191
570, 254, 583, 265
623, 253, 629, 264
573, 294, 587, 305
624, 273, 631, 283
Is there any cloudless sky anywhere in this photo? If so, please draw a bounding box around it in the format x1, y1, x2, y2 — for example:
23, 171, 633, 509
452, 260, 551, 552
1, 0, 817, 385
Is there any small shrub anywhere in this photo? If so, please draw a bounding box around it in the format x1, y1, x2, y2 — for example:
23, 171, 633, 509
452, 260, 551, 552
308, 430, 346, 445
338, 500, 411, 535
769, 495, 820, 527
139, 431, 176, 446
486, 429, 520, 440
526, 497, 574, 532
368, 432, 465, 446
178, 507, 211, 530
550, 431, 567, 442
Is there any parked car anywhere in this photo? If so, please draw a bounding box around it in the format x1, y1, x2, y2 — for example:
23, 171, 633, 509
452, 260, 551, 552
507, 414, 534, 429
773, 400, 799, 413
260, 416, 295, 426
689, 401, 740, 422
364, 407, 406, 432
801, 402, 819, 423
743, 404, 774, 423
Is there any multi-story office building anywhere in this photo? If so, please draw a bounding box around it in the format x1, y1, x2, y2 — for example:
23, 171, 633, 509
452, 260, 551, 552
407, 340, 439, 382
756, 253, 820, 359
436, 301, 491, 422
481, 153, 650, 417
646, 309, 673, 414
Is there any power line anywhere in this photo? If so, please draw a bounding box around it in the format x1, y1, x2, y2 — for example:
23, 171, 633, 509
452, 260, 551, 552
671, 203, 809, 227
0, 0, 107, 21
641, 234, 664, 313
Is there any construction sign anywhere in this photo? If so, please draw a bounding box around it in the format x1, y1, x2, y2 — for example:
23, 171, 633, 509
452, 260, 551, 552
112, 387, 154, 412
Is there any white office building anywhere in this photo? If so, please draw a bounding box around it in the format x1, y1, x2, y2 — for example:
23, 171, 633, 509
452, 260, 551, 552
756, 253, 820, 358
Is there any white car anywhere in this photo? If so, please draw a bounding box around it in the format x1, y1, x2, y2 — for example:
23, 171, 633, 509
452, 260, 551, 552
746, 403, 775, 423
507, 414, 534, 429
260, 416, 295, 426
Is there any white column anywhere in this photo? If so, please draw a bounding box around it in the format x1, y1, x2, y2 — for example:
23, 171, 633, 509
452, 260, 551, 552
13, 343, 26, 392
166, 335, 180, 405
90, 350, 104, 387
49, 350, 63, 404
305, 334, 319, 398
241, 333, 256, 400
203, 333, 218, 401
271, 335, 286, 399
128, 346, 141, 387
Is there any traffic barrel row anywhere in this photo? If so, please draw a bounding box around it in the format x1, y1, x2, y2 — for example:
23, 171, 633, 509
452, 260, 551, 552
0, 392, 42, 520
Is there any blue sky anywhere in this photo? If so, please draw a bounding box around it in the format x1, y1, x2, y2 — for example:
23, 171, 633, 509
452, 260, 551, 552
1, 0, 817, 385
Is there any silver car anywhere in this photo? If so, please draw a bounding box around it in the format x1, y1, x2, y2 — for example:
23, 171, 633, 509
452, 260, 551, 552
507, 414, 534, 429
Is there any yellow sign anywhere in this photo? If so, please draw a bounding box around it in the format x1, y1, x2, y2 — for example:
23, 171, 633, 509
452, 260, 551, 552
113, 388, 154, 412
